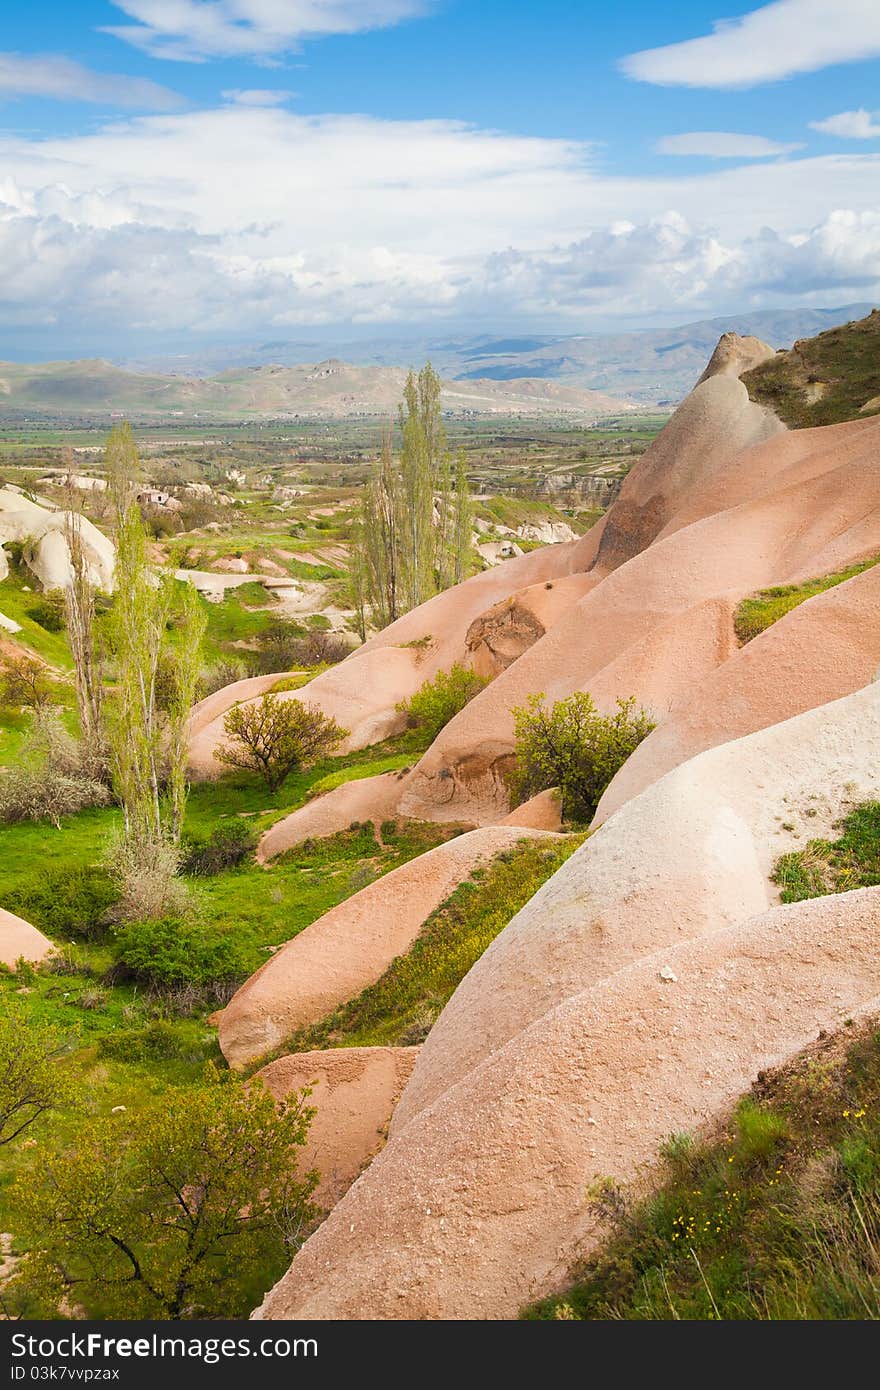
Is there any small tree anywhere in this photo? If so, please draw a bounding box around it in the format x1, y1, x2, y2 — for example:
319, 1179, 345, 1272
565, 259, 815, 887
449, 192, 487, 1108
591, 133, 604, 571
0, 656, 53, 710
512, 692, 655, 824
10, 1078, 317, 1320
215, 693, 346, 792
397, 663, 487, 744
0, 1005, 73, 1147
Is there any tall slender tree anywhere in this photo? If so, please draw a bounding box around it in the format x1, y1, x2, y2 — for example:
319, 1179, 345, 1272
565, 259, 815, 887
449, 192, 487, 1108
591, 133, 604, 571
451, 449, 473, 585
353, 364, 473, 633
62, 461, 104, 767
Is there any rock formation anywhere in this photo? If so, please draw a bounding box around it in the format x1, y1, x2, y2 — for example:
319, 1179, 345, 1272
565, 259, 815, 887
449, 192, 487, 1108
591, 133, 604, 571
0, 907, 54, 969
220, 825, 561, 1070
0, 487, 114, 591
256, 682, 880, 1319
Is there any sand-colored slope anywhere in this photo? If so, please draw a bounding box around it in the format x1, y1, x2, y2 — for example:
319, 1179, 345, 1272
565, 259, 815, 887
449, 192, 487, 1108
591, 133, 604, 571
465, 572, 598, 679
256, 772, 410, 863
397, 416, 880, 825
0, 908, 54, 969
591, 373, 783, 573
189, 538, 591, 777
257, 890, 880, 1321
597, 562, 880, 821
256, 682, 880, 1319
220, 825, 560, 1070
256, 1047, 419, 1209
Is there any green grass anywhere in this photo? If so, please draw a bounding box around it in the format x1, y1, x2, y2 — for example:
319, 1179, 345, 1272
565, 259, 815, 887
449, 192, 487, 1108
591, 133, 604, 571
0, 569, 75, 666
772, 802, 880, 903
733, 555, 880, 644
524, 1019, 880, 1320
742, 308, 880, 428
306, 752, 414, 799
268, 835, 583, 1061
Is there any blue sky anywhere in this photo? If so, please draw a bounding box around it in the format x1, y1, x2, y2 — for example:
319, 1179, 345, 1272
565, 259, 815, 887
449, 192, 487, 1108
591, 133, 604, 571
1, 0, 879, 356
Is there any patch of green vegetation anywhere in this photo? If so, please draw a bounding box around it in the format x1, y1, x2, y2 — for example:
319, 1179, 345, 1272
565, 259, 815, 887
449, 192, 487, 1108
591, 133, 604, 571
0, 569, 74, 666
524, 1018, 880, 1320
742, 309, 880, 428
734, 555, 880, 644
273, 835, 582, 1059
307, 752, 414, 799
480, 495, 577, 532
772, 802, 880, 903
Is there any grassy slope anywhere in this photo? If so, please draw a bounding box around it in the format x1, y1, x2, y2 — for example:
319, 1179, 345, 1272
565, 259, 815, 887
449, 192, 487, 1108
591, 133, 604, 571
526, 802, 880, 1320
733, 554, 880, 644
742, 308, 880, 428
258, 835, 583, 1065
525, 1020, 880, 1320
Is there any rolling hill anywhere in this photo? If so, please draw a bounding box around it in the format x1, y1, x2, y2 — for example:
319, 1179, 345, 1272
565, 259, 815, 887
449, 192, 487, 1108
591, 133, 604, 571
0, 358, 633, 422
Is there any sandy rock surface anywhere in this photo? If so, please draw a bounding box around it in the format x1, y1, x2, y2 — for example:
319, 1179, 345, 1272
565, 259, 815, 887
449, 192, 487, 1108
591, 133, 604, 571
220, 825, 560, 1069
256, 1047, 420, 1208
256, 681, 880, 1319
0, 908, 54, 969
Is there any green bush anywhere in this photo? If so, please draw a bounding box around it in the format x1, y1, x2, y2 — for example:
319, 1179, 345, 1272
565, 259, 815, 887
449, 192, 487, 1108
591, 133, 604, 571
6, 865, 118, 943
512, 692, 655, 824
397, 663, 487, 743
181, 822, 256, 876
111, 918, 249, 993
98, 1020, 211, 1063
26, 591, 66, 633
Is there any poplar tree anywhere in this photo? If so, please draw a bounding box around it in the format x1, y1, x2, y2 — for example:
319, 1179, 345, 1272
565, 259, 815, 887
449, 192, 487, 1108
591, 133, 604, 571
62, 464, 104, 768
353, 364, 474, 633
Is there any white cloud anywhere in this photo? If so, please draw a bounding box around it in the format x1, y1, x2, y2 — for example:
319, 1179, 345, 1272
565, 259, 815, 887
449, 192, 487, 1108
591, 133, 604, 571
0, 106, 878, 339
658, 132, 802, 158
221, 89, 295, 106
622, 0, 880, 88
102, 0, 431, 62
811, 109, 880, 138
0, 51, 180, 109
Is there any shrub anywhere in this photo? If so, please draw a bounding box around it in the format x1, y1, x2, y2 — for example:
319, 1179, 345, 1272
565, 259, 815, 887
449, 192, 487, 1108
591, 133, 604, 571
97, 1020, 209, 1063
215, 692, 347, 792
0, 712, 110, 827
27, 591, 66, 633
396, 663, 487, 743
182, 822, 256, 876
111, 917, 249, 997
0, 656, 54, 709
106, 835, 190, 924
512, 692, 655, 824
6, 865, 118, 943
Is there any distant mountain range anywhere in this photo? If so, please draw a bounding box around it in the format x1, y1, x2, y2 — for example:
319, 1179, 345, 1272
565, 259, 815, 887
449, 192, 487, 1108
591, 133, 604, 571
1, 305, 874, 421
116, 304, 876, 405
0, 358, 631, 422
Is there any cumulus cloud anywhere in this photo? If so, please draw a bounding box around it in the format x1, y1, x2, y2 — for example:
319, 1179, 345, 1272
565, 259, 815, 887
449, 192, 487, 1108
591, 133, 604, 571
657, 132, 802, 158
0, 51, 180, 108
811, 109, 880, 138
0, 105, 878, 339
622, 0, 880, 88
102, 0, 431, 62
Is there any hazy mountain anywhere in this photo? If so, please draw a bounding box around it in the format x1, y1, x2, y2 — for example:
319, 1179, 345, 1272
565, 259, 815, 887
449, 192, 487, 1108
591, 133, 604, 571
0, 358, 632, 422
117, 305, 875, 404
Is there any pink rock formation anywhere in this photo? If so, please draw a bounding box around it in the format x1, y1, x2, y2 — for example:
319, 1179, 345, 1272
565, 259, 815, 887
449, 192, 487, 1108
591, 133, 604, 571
220, 825, 560, 1069
257, 771, 410, 863
502, 788, 563, 832
256, 1046, 419, 1208
597, 561, 880, 821
0, 908, 54, 969
255, 681, 880, 1319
